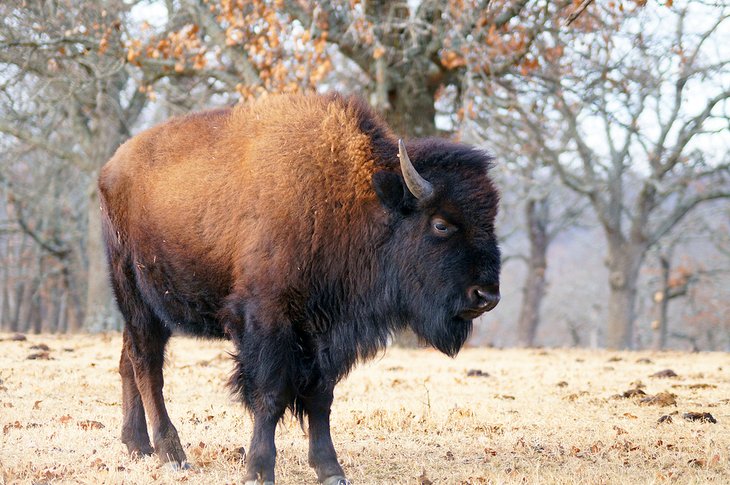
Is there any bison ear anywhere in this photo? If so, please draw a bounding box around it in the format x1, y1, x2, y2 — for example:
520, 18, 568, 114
373, 171, 409, 212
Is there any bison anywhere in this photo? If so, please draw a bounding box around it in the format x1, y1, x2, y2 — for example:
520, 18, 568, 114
98, 92, 500, 484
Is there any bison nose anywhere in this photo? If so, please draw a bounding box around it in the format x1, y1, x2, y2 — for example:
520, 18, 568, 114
468, 284, 500, 312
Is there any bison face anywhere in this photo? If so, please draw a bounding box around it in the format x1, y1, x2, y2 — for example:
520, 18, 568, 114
373, 140, 501, 356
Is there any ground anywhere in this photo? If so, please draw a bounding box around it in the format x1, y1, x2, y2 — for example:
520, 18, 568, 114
0, 333, 728, 484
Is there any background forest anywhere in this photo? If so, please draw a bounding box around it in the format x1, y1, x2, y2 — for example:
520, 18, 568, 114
1, 0, 728, 350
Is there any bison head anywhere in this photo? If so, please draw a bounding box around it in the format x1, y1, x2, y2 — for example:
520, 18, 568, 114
373, 139, 501, 356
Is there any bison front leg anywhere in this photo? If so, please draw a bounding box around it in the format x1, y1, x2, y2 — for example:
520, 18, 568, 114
300, 384, 349, 485
233, 325, 292, 484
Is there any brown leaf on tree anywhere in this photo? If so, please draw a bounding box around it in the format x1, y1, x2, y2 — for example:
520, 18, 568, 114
440, 50, 467, 70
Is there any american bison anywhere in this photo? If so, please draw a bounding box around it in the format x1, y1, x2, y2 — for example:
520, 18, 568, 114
99, 92, 500, 484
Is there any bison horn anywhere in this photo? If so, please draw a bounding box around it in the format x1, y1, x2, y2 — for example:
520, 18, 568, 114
398, 139, 434, 200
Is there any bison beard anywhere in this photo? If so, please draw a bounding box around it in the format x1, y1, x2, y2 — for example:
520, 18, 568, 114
99, 92, 500, 484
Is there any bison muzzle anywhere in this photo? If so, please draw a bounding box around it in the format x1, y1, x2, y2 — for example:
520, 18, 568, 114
99, 92, 500, 484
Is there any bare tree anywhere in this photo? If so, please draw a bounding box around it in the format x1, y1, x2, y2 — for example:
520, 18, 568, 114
0, 1, 158, 331
468, 117, 587, 347
487, 2, 730, 348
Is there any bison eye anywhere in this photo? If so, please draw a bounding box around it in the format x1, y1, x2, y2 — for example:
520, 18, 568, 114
431, 217, 455, 237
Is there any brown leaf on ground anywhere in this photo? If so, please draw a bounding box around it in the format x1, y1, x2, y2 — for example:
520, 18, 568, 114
3, 421, 23, 434
673, 383, 717, 390
58, 414, 72, 424
650, 369, 678, 378
607, 356, 622, 362
30, 343, 50, 351
564, 391, 588, 401
418, 469, 433, 485
688, 458, 705, 467
556, 381, 568, 387
466, 369, 490, 377
33, 400, 42, 410
484, 447, 498, 457
78, 420, 105, 430
682, 412, 717, 424
613, 425, 627, 435
657, 415, 673, 424
639, 392, 677, 407
10, 333, 27, 341
622, 388, 647, 398
636, 358, 653, 364
27, 351, 51, 360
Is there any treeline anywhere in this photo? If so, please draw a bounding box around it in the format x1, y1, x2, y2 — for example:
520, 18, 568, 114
1, 0, 728, 348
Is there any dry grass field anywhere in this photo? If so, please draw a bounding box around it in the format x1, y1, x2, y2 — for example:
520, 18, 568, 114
1, 332, 728, 484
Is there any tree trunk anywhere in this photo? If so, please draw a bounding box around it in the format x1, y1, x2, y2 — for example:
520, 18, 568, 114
516, 198, 549, 347
605, 240, 643, 349
0, 275, 5, 331
384, 82, 439, 138
361, 0, 443, 139
651, 255, 671, 350
9, 282, 24, 333
82, 181, 121, 332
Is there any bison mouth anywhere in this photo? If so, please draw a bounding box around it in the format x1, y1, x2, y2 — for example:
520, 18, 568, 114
456, 307, 491, 321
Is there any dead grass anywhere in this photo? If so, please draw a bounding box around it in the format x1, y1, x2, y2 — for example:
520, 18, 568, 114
1, 333, 729, 484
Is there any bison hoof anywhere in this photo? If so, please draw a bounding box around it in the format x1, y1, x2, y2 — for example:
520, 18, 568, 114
164, 461, 193, 471
126, 443, 154, 457
322, 476, 351, 485
154, 436, 187, 465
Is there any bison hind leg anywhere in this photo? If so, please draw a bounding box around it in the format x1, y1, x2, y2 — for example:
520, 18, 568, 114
109, 257, 186, 465
119, 332, 153, 457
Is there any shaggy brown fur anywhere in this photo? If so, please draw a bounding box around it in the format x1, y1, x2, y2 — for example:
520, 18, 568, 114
99, 92, 501, 484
